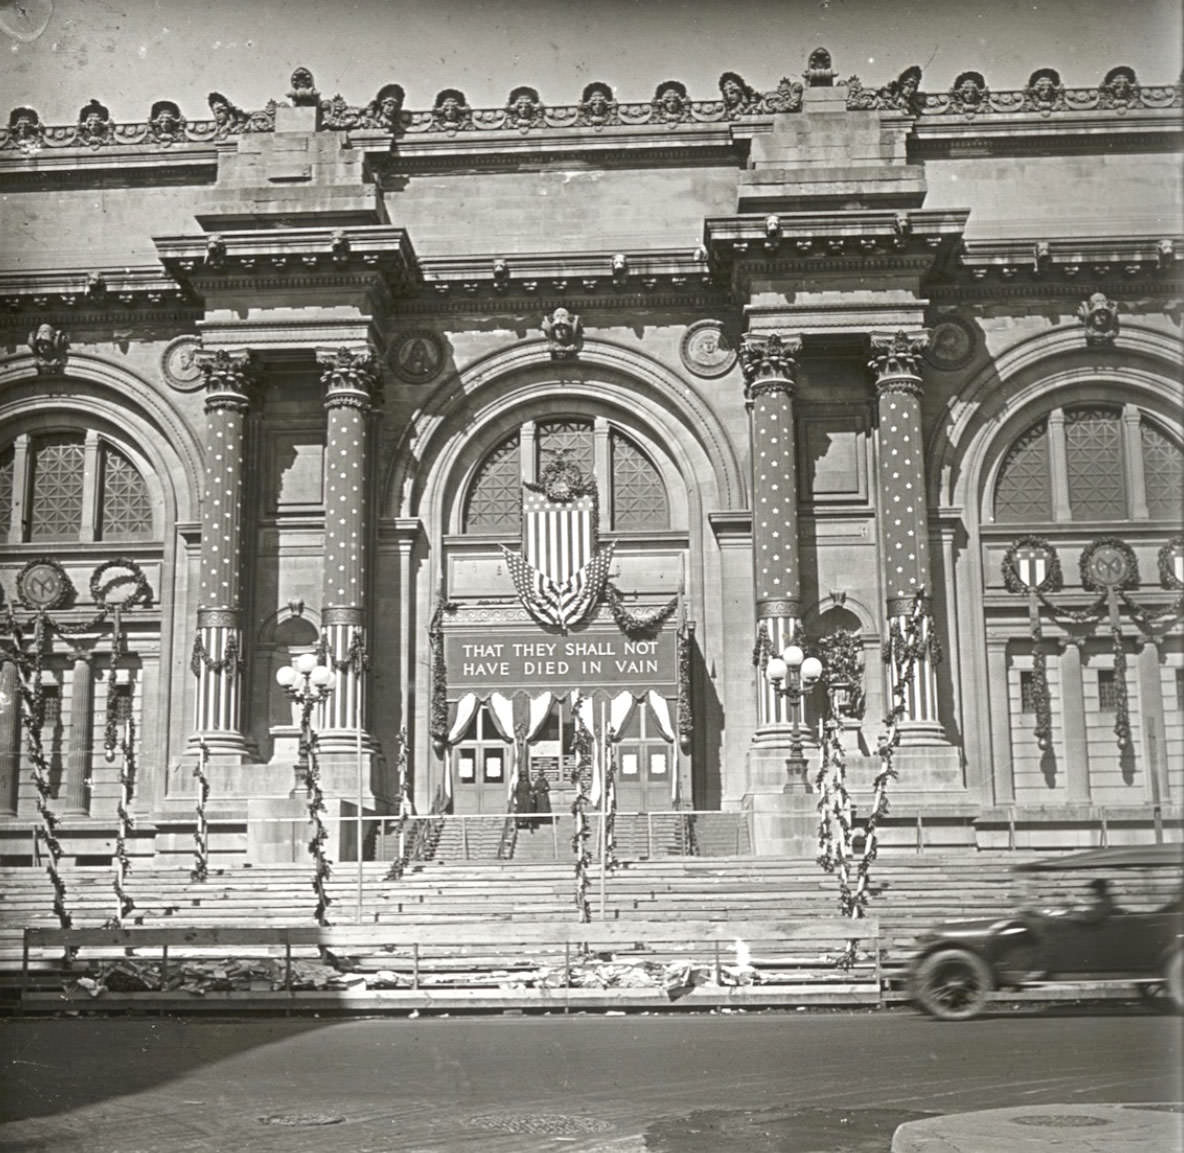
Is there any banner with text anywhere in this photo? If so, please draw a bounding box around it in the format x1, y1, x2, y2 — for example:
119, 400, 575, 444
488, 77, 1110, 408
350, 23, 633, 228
445, 629, 677, 690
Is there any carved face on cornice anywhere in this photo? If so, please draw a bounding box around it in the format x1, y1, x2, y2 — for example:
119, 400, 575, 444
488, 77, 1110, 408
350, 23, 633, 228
77, 99, 110, 144
1102, 66, 1137, 101
719, 72, 747, 108
149, 100, 184, 141
653, 80, 687, 119
8, 106, 41, 141
375, 84, 405, 127
897, 67, 922, 101
507, 86, 540, 124
952, 71, 986, 106
434, 89, 467, 126
1027, 69, 1061, 104
581, 82, 614, 123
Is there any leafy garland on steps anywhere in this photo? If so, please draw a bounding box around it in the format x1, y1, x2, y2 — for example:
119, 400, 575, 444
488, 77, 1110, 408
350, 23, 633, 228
1, 558, 152, 931
569, 695, 595, 922
191, 737, 210, 883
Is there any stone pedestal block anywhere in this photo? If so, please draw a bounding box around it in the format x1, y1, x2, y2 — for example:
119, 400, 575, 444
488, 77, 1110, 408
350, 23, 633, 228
742, 791, 821, 857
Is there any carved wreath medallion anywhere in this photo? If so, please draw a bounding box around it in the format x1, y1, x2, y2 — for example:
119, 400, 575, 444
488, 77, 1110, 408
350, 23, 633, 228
161, 336, 205, 391
680, 320, 737, 378
17, 558, 73, 611
923, 316, 976, 371
388, 330, 444, 384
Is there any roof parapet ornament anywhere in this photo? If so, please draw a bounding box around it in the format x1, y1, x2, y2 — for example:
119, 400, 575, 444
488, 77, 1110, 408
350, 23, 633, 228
805, 47, 836, 87
288, 67, 320, 107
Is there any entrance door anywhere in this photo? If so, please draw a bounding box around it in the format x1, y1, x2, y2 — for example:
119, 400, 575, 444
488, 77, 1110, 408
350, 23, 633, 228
452, 703, 510, 814
614, 698, 674, 812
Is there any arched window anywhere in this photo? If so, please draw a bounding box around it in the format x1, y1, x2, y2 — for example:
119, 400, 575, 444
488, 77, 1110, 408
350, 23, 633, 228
463, 431, 520, 533
0, 432, 155, 543
462, 417, 670, 534
993, 404, 1182, 524
610, 430, 668, 531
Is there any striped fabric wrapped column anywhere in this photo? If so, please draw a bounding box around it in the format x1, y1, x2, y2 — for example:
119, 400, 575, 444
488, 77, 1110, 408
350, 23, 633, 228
739, 333, 804, 731
191, 349, 254, 755
315, 347, 377, 749
869, 331, 941, 729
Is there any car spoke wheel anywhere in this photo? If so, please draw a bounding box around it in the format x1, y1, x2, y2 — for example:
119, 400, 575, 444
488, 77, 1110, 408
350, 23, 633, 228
911, 949, 994, 1021
1166, 949, 1184, 1015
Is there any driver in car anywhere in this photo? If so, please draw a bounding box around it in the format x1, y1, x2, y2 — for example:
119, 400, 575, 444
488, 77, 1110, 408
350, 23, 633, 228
1071, 877, 1118, 924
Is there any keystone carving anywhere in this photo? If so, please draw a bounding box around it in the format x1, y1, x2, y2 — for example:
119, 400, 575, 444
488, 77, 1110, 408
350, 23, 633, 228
1078, 292, 1119, 346
28, 323, 69, 375
541, 307, 582, 359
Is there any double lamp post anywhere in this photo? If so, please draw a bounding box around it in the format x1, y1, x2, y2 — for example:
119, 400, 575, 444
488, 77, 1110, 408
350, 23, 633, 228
765, 643, 823, 789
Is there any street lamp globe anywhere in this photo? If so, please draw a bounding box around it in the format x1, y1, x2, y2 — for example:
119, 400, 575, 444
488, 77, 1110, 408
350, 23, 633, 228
309, 665, 336, 689
800, 655, 823, 684
294, 652, 319, 675
275, 664, 297, 688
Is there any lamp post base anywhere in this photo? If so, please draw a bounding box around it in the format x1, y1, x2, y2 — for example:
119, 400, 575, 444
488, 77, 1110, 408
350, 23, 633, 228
783, 755, 811, 793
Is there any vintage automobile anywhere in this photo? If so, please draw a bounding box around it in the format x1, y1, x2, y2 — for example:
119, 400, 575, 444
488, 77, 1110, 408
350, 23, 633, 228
908, 844, 1184, 1020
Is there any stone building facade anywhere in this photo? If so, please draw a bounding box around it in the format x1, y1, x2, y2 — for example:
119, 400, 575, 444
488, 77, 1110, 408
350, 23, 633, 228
0, 53, 1181, 864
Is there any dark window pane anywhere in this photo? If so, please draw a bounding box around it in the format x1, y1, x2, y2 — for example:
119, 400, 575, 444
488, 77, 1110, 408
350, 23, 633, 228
1142, 420, 1184, 521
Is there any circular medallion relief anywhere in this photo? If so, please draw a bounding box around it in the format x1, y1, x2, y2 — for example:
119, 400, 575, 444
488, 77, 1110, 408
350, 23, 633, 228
17, 559, 72, 611
923, 317, 976, 371
161, 336, 204, 391
1085, 543, 1132, 589
680, 320, 737, 378
388, 330, 444, 384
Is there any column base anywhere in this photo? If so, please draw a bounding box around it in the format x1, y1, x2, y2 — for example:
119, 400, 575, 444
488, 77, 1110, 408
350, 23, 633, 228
186, 732, 258, 761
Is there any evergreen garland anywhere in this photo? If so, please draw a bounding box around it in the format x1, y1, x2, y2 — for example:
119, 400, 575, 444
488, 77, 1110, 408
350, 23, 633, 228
604, 585, 678, 637
1111, 626, 1133, 757
1157, 536, 1184, 590
189, 632, 241, 678
676, 624, 693, 753
428, 595, 457, 751
569, 696, 595, 922
2, 611, 72, 929
302, 718, 333, 926
191, 737, 210, 883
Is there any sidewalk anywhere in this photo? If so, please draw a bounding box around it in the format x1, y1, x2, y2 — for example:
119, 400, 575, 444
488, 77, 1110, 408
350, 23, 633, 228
892, 1103, 1183, 1152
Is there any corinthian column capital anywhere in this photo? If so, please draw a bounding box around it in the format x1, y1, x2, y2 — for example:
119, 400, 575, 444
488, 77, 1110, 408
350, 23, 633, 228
317, 345, 379, 411
739, 332, 801, 403
196, 348, 256, 412
869, 330, 928, 394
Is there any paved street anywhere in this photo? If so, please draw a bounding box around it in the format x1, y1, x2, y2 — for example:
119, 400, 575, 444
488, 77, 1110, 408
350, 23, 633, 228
1, 1007, 1180, 1152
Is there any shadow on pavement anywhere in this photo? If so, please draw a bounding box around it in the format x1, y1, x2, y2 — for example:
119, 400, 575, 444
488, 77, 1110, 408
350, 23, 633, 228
0, 1016, 328, 1123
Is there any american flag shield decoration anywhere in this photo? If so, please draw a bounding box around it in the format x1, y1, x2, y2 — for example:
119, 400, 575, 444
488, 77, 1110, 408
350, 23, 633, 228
501, 459, 614, 631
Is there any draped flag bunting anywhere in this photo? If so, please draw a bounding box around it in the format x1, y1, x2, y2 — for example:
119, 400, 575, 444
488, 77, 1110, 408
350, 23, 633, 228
501, 454, 615, 632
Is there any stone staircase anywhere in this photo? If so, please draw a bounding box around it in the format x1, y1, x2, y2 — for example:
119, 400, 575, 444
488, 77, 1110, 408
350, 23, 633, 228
4, 850, 1177, 990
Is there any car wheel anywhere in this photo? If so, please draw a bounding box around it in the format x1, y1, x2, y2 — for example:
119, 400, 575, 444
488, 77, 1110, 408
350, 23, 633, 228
1166, 949, 1184, 1015
911, 948, 994, 1021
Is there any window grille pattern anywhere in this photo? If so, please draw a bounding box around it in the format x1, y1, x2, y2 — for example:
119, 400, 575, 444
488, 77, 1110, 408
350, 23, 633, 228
463, 432, 521, 533
100, 446, 153, 540
29, 437, 85, 541
1098, 669, 1119, 711
994, 419, 1050, 522
1019, 671, 1037, 714
1066, 408, 1125, 520
1142, 421, 1184, 521
536, 419, 594, 477
0, 446, 13, 538
611, 431, 668, 531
